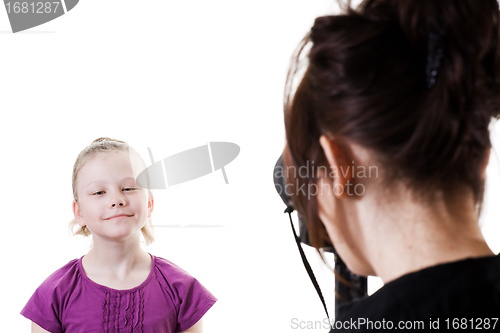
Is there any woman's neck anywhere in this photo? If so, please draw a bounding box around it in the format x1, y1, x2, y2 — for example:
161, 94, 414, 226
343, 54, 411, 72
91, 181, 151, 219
357, 186, 494, 284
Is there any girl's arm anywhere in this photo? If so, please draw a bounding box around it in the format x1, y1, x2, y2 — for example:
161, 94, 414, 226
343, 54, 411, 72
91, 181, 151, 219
31, 322, 50, 333
180, 318, 203, 333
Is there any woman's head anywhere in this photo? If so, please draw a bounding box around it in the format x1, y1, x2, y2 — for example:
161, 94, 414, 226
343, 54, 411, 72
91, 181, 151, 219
283, 0, 500, 264
70, 137, 154, 245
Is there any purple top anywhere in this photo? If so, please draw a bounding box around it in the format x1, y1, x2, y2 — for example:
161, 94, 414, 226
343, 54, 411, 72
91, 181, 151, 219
20, 253, 217, 333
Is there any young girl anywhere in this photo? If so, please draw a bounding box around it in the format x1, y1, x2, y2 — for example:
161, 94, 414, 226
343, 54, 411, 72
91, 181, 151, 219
21, 137, 217, 333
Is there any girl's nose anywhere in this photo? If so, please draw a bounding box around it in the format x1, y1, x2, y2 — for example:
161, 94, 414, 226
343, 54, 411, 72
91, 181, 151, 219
111, 192, 126, 207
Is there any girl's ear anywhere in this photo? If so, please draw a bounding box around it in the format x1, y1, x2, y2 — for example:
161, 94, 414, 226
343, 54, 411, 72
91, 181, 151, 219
73, 200, 86, 227
147, 191, 154, 218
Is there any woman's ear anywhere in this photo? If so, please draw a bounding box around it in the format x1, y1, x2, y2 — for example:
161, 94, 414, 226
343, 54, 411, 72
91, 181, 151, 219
319, 135, 353, 198
73, 200, 86, 227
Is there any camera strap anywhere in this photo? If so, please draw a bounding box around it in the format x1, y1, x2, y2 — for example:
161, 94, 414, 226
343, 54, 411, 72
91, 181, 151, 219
285, 207, 332, 329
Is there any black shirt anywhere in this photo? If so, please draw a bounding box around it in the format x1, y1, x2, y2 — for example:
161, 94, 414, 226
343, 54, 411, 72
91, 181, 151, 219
330, 254, 500, 332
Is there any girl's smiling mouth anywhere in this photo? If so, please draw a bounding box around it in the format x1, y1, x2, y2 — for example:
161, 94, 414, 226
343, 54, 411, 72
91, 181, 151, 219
105, 214, 133, 220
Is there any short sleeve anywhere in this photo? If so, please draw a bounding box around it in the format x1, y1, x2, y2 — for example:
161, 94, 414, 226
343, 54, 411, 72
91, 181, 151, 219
20, 259, 79, 333
20, 279, 63, 333
175, 275, 217, 332
154, 256, 217, 333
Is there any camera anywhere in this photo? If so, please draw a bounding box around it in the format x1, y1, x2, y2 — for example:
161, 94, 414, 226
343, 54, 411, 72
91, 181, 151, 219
273, 153, 367, 317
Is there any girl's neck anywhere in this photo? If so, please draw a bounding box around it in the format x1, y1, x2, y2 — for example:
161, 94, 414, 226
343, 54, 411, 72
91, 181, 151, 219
82, 237, 151, 279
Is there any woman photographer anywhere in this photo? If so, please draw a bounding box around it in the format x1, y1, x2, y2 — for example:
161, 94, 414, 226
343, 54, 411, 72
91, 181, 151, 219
282, 0, 500, 330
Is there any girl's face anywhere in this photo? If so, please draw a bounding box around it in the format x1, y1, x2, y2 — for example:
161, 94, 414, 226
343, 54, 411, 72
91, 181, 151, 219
73, 151, 153, 243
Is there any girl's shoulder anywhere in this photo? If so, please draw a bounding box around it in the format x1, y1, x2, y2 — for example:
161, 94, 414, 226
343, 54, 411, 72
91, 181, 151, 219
151, 254, 213, 299
153, 255, 193, 277
20, 257, 84, 331
29, 258, 81, 298
37, 257, 82, 292
150, 254, 217, 332
152, 254, 200, 289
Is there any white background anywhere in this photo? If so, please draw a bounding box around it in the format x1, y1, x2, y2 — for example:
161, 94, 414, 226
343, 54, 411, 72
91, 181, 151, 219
1, 1, 499, 332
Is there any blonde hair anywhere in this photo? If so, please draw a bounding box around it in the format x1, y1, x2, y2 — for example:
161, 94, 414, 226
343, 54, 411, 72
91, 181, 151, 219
69, 137, 154, 245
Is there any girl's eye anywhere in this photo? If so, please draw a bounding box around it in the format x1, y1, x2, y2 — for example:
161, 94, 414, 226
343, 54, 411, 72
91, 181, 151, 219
123, 187, 136, 191
93, 191, 105, 195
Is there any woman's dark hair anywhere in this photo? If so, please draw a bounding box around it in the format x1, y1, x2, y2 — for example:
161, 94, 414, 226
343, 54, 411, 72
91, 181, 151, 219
283, 0, 500, 250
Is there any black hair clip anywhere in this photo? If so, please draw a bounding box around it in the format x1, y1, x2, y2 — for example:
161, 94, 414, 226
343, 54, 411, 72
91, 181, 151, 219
426, 31, 446, 89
